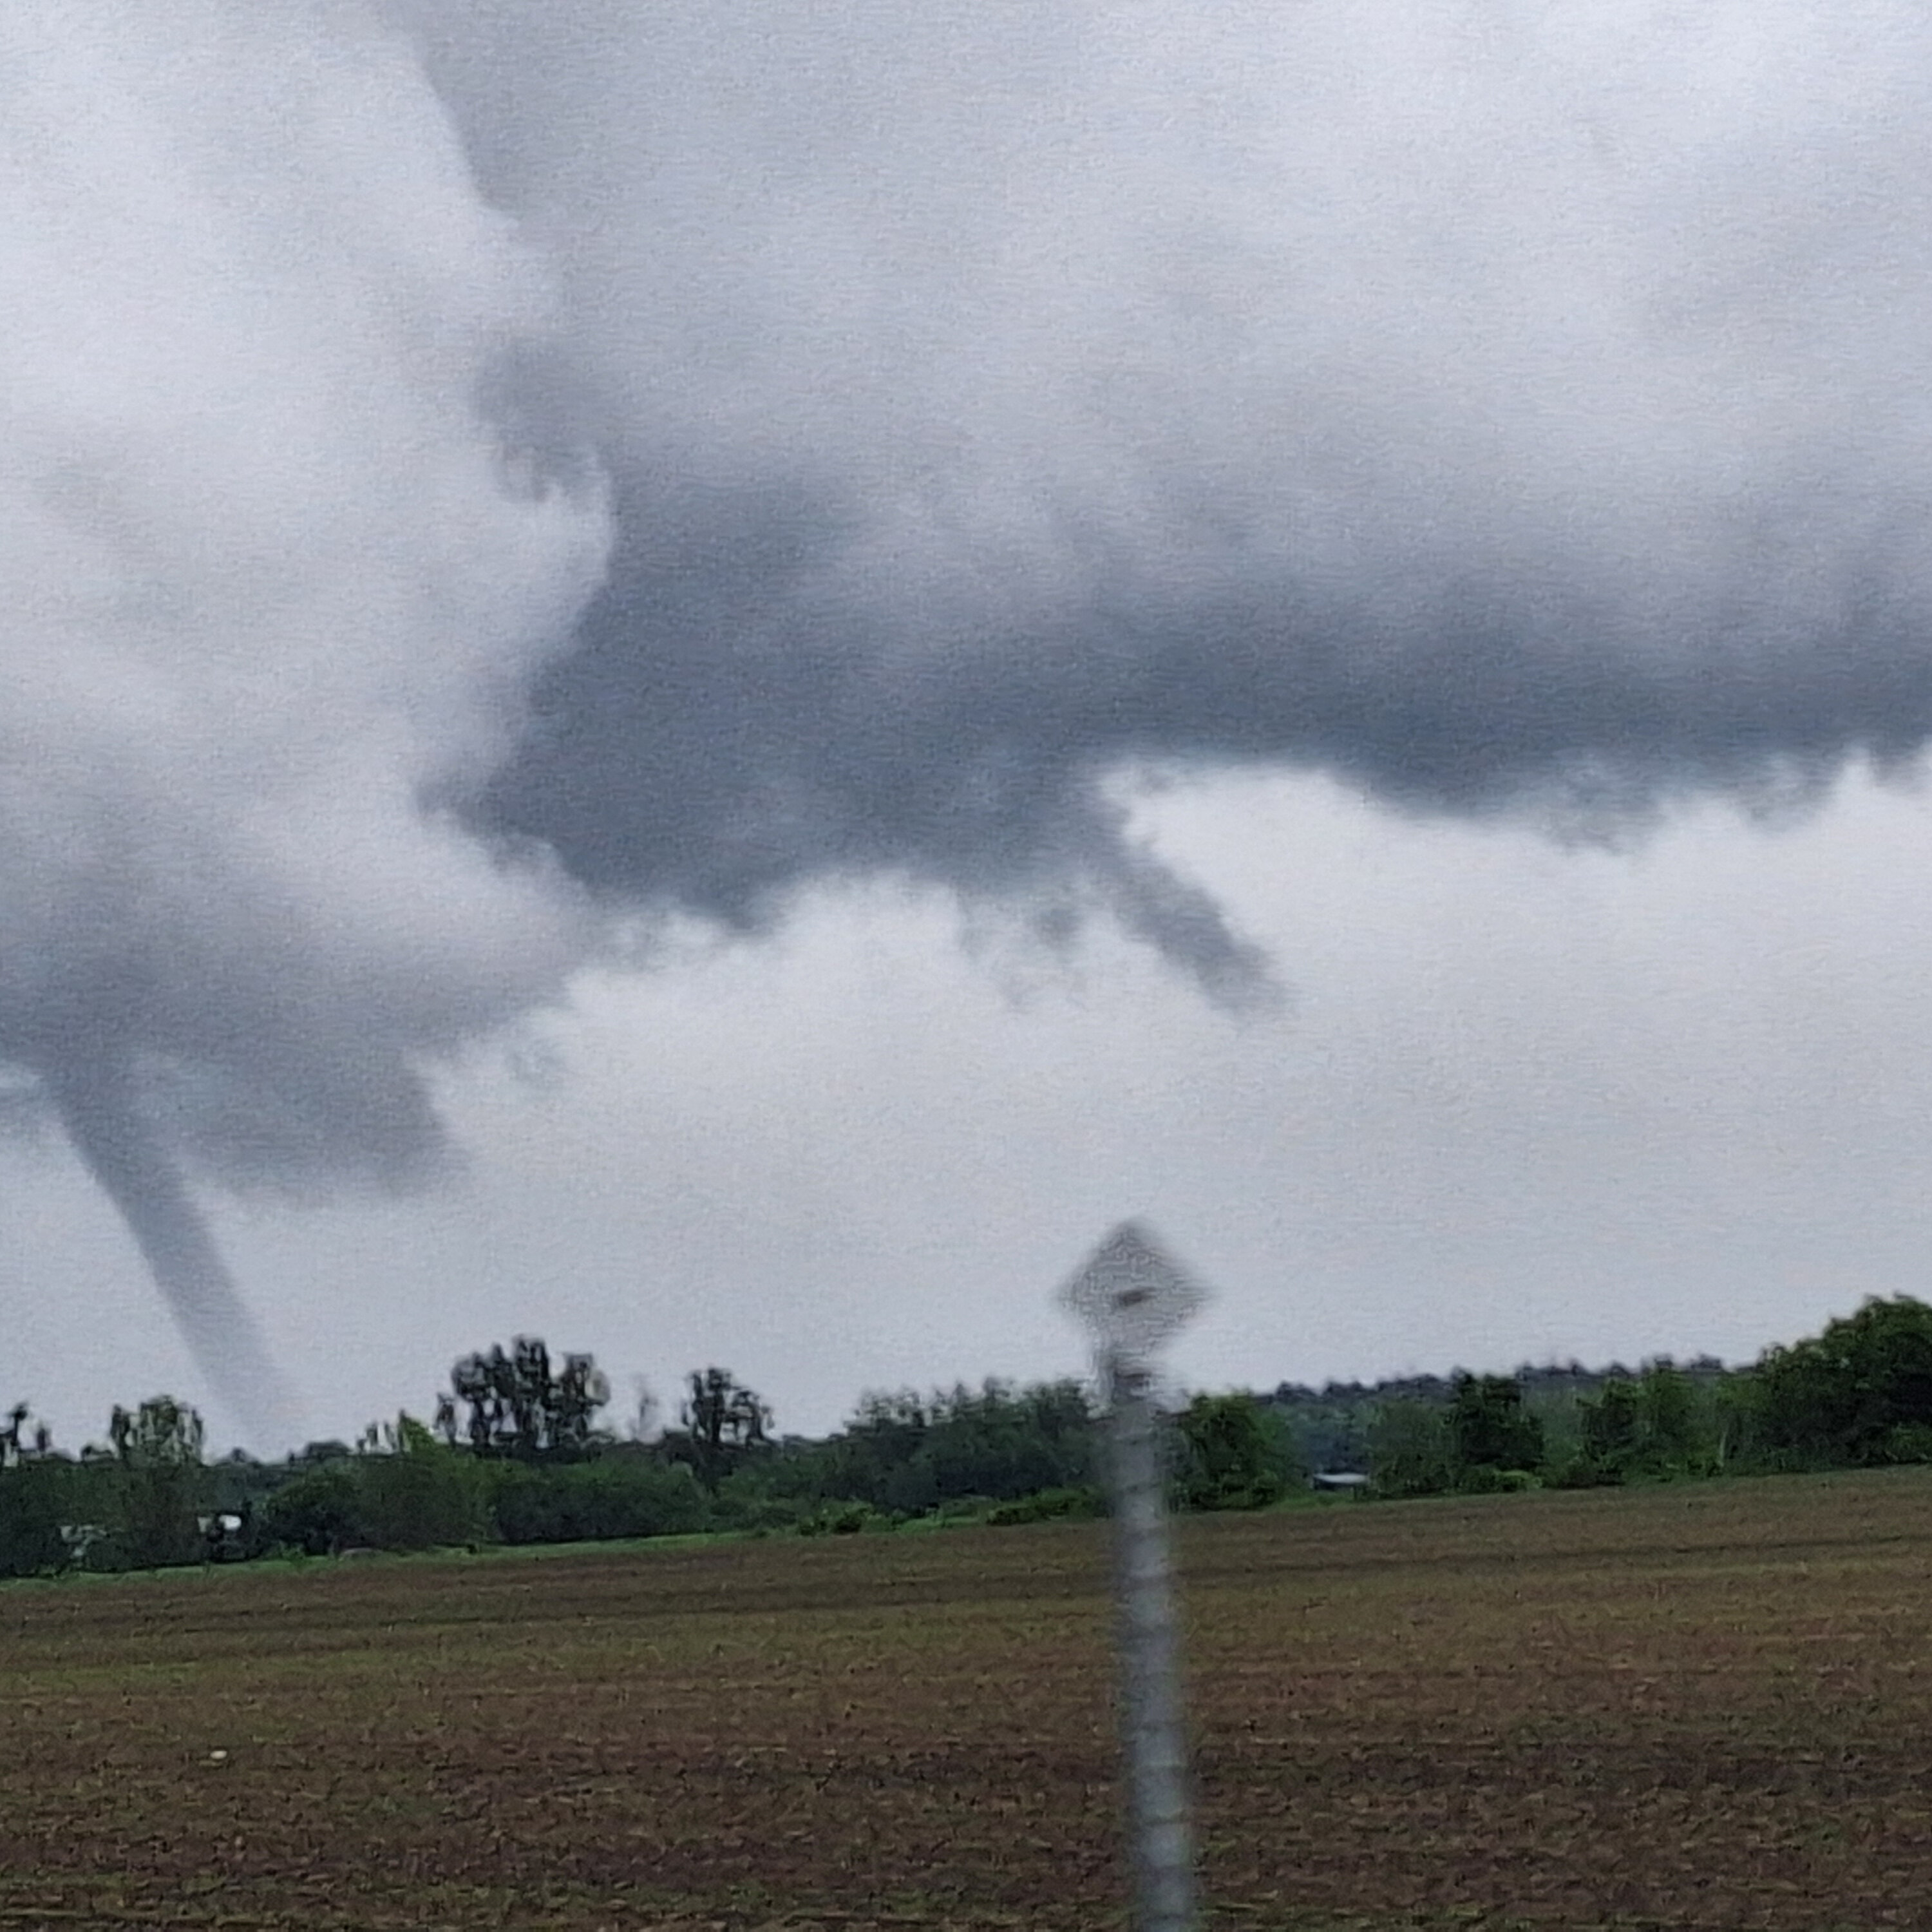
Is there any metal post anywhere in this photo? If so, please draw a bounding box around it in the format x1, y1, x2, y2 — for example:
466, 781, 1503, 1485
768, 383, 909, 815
1061, 1222, 1208, 1932
1106, 1349, 1196, 1932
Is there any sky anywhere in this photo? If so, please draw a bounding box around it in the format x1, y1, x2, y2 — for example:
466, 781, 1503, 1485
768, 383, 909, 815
6, 1, 1932, 1453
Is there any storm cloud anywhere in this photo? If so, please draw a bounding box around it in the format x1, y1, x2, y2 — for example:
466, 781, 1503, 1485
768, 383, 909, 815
395, 1, 1932, 958
10, 0, 1932, 1432
0, 1, 604, 1434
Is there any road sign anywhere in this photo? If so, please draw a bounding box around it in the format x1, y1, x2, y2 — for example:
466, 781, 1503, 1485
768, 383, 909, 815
1059, 1219, 1208, 1361
1061, 1220, 1208, 1932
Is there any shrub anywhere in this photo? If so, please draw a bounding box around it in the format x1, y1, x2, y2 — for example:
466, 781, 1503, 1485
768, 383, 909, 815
110, 1397, 207, 1570
985, 1484, 1105, 1526
356, 1422, 490, 1551
263, 1421, 490, 1554
0, 1460, 71, 1577
1449, 1374, 1544, 1479
488, 1456, 708, 1544
263, 1463, 361, 1556
1175, 1393, 1300, 1511
1457, 1464, 1542, 1495
1368, 1400, 1454, 1497
797, 1501, 893, 1536
1747, 1298, 1932, 1468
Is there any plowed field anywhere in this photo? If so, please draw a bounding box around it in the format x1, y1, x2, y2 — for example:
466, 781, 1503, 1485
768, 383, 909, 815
4, 1470, 1931, 1929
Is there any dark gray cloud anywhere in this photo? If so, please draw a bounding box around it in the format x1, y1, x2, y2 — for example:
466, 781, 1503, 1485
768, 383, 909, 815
384, 0, 1932, 976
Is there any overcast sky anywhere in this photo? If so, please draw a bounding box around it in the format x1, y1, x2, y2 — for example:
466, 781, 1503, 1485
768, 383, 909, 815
14, 761, 1932, 1453
7, 2, 1932, 1452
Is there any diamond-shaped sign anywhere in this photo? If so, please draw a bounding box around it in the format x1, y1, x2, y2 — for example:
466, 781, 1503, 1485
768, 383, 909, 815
1059, 1220, 1208, 1358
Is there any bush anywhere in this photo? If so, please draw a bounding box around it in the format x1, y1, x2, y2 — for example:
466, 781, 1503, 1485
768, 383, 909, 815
985, 1484, 1105, 1526
488, 1455, 708, 1544
797, 1501, 893, 1536
356, 1423, 490, 1551
1747, 1298, 1932, 1469
1456, 1464, 1542, 1495
1175, 1393, 1300, 1511
933, 1495, 996, 1522
0, 1460, 71, 1577
1368, 1400, 1454, 1497
262, 1421, 490, 1554
1449, 1374, 1544, 1480
263, 1463, 361, 1556
705, 1473, 808, 1533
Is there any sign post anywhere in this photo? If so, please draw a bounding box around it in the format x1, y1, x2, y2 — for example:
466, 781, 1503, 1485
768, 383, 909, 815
1061, 1220, 1208, 1932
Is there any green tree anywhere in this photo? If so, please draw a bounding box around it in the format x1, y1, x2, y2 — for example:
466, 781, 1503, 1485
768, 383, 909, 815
263, 1419, 489, 1553
1368, 1399, 1454, 1497
677, 1368, 770, 1493
354, 1414, 489, 1550
1448, 1374, 1544, 1485
0, 1458, 70, 1578
109, 1396, 205, 1569
0, 1401, 46, 1464
764, 1380, 1097, 1517
0, 1396, 68, 1575
488, 1454, 709, 1544
1638, 1361, 1709, 1473
1573, 1376, 1643, 1483
1749, 1296, 1932, 1467
1175, 1392, 1298, 1510
263, 1460, 361, 1556
446, 1339, 610, 1459
1564, 1361, 1721, 1486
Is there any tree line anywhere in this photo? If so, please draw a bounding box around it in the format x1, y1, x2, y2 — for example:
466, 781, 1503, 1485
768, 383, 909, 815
1296, 1295, 1932, 1497
6, 1294, 1932, 1576
0, 1345, 1300, 1573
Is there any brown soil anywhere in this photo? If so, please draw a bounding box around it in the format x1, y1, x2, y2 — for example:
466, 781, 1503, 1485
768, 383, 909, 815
3, 1470, 1930, 1928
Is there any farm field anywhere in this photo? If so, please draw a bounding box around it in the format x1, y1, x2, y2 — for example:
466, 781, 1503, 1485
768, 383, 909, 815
3, 1472, 1931, 1930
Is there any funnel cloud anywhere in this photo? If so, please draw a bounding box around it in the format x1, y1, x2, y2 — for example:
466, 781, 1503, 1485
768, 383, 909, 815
10, 0, 1932, 1437
49, 1063, 296, 1448
0, 2, 604, 1435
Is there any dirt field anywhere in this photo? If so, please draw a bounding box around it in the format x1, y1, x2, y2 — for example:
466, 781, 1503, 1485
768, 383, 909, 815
2, 1470, 1930, 1930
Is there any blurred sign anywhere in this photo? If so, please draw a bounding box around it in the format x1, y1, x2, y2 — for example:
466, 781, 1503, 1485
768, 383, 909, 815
1059, 1219, 1209, 1359
1061, 1219, 1208, 1932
